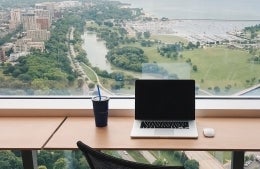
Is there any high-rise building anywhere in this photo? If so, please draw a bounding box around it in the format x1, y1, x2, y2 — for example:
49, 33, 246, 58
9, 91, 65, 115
35, 2, 54, 22
36, 18, 50, 30
9, 9, 21, 29
0, 48, 6, 62
21, 13, 37, 31
14, 38, 45, 53
14, 38, 32, 53
34, 9, 51, 30
27, 29, 50, 42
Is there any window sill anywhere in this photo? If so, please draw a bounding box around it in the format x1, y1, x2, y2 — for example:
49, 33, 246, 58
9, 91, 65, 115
0, 97, 259, 117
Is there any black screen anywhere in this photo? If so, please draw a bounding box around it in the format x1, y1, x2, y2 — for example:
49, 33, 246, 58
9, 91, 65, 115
135, 79, 195, 120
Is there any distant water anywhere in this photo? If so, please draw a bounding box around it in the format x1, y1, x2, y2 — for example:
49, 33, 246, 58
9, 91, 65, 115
117, 0, 260, 20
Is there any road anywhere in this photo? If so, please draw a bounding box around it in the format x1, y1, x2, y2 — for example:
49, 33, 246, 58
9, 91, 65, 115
140, 151, 157, 164
118, 150, 156, 164
117, 151, 135, 162
185, 151, 225, 169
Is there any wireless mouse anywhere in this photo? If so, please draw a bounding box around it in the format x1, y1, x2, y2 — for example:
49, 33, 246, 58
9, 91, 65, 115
203, 128, 215, 137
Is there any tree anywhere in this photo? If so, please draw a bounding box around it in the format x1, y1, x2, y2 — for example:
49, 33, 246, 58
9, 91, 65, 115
186, 42, 196, 49
88, 83, 95, 89
196, 41, 200, 48
152, 159, 164, 165
53, 158, 69, 169
78, 157, 90, 169
38, 165, 47, 169
106, 46, 148, 72
136, 32, 142, 39
184, 159, 199, 169
192, 65, 198, 72
214, 86, 221, 94
143, 31, 151, 39
0, 151, 23, 169
18, 73, 32, 83
78, 78, 84, 88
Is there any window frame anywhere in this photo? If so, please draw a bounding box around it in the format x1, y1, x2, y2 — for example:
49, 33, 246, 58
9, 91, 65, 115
0, 96, 259, 117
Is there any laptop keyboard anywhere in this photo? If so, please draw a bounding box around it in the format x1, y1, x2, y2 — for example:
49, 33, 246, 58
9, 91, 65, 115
140, 121, 189, 129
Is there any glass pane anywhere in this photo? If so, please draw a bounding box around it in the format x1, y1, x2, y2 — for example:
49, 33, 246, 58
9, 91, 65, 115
0, 150, 23, 169
35, 150, 233, 169
111, 150, 233, 168
244, 151, 260, 168
0, 0, 259, 96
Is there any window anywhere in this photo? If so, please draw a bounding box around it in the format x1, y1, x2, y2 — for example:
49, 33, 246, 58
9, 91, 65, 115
0, 1, 259, 169
0, 0, 259, 96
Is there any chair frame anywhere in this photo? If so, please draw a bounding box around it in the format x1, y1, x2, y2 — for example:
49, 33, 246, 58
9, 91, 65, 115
77, 141, 185, 169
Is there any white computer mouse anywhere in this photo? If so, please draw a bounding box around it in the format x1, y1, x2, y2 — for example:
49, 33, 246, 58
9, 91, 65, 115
203, 128, 215, 137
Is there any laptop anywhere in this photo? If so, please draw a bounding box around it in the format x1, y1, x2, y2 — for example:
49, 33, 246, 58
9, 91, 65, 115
130, 79, 198, 138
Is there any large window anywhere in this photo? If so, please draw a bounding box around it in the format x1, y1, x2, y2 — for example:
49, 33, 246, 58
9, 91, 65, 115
0, 0, 259, 96
0, 1, 259, 169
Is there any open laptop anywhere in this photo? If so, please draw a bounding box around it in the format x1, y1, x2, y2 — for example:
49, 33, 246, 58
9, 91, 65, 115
130, 79, 198, 138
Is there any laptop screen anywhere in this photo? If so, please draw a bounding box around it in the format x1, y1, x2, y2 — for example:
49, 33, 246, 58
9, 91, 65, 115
135, 79, 195, 120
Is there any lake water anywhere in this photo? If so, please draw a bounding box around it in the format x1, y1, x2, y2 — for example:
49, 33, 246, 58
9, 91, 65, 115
118, 0, 260, 20
81, 32, 112, 72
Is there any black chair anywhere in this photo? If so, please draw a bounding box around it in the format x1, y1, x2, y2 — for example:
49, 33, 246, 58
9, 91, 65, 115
77, 141, 185, 169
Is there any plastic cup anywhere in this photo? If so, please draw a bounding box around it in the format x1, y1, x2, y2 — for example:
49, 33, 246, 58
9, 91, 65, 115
92, 96, 109, 127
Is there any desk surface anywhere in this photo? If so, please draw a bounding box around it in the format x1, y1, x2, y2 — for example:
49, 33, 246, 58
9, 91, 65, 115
45, 116, 260, 151
0, 117, 65, 149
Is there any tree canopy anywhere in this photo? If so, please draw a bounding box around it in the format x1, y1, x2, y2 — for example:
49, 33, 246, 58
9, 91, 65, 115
106, 46, 148, 72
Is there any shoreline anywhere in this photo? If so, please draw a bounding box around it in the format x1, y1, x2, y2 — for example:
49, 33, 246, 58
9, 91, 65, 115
125, 19, 260, 43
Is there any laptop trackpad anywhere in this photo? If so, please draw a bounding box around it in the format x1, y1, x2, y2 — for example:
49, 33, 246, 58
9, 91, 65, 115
154, 129, 174, 136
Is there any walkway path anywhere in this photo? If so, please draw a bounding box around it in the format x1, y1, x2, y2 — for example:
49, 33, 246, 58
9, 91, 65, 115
140, 151, 157, 164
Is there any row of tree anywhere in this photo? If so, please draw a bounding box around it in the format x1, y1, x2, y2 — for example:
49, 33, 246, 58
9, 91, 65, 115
244, 24, 260, 39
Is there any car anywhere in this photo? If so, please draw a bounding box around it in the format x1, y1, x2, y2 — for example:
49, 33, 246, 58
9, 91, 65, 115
244, 162, 249, 167
256, 155, 260, 161
244, 160, 252, 167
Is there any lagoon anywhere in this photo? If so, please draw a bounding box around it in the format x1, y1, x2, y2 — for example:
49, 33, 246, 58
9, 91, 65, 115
81, 32, 112, 73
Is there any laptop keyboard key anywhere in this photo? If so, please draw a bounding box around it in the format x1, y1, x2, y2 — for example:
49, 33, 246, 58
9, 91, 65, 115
140, 121, 189, 129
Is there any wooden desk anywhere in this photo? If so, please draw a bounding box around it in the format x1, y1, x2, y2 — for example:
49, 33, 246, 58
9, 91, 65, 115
0, 117, 65, 149
0, 117, 66, 169
45, 116, 260, 150
44, 116, 260, 169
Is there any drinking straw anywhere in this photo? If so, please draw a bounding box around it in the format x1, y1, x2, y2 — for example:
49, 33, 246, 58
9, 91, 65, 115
97, 84, 101, 101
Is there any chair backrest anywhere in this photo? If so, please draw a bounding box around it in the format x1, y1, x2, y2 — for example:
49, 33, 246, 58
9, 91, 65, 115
77, 141, 185, 169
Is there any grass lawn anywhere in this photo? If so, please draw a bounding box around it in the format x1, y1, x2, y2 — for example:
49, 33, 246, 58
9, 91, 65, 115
80, 63, 98, 83
183, 46, 260, 93
106, 42, 260, 94
151, 34, 188, 44
141, 45, 260, 95
84, 27, 260, 95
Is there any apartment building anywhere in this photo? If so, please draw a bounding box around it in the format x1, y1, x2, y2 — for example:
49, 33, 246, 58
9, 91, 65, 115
9, 9, 21, 30
27, 29, 50, 42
